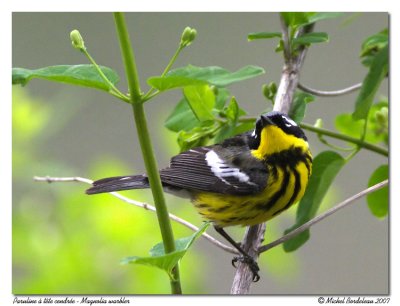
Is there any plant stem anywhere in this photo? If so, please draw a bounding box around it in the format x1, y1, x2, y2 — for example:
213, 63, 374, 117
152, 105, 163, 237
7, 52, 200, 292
113, 12, 182, 294
162, 46, 184, 77
299, 122, 388, 157
81, 48, 130, 102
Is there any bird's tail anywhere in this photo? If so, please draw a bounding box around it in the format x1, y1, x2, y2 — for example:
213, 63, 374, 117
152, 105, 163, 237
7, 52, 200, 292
86, 175, 150, 194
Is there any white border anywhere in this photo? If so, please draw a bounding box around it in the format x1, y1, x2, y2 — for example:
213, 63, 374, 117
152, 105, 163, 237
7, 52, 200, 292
3, 1, 398, 305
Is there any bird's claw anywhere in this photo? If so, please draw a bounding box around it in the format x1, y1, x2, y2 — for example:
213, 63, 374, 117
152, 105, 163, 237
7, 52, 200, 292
231, 255, 260, 282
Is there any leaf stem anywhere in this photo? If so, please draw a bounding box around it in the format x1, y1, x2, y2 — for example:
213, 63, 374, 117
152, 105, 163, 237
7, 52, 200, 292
113, 12, 182, 294
80, 48, 130, 102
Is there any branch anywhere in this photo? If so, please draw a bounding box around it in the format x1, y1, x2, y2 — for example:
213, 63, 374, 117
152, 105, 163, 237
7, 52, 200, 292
273, 24, 314, 114
33, 176, 238, 255
258, 179, 388, 253
230, 225, 266, 294
298, 82, 362, 97
230, 20, 315, 294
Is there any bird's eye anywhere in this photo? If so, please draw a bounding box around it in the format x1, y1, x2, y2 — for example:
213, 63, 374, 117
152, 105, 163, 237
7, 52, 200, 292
282, 116, 297, 128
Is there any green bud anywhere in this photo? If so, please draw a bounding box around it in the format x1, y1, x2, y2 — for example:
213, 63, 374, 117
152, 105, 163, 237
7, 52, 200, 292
70, 29, 86, 50
262, 82, 277, 101
375, 107, 388, 126
314, 118, 323, 128
180, 27, 197, 47
262, 84, 269, 98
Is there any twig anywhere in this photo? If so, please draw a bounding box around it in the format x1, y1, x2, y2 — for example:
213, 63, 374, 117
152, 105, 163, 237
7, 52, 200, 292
33, 176, 237, 255
299, 123, 388, 157
258, 179, 388, 253
273, 24, 314, 114
298, 82, 362, 97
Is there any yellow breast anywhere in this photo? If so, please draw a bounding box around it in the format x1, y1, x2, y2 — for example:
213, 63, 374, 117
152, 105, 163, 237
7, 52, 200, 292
192, 157, 311, 227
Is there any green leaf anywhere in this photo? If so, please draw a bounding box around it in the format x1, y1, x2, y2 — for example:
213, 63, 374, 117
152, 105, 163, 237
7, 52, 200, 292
233, 120, 255, 135
335, 113, 365, 138
224, 96, 240, 124
213, 97, 240, 143
214, 87, 231, 110
283, 151, 346, 252
306, 12, 345, 24
280, 12, 310, 28
281, 12, 343, 28
292, 32, 329, 46
164, 98, 200, 132
289, 91, 315, 123
121, 222, 210, 279
165, 87, 231, 133
335, 103, 388, 145
353, 44, 388, 120
12, 65, 119, 92
367, 165, 388, 218
147, 65, 265, 91
275, 39, 285, 53
150, 222, 211, 256
183, 85, 215, 122
248, 32, 282, 41
177, 125, 216, 152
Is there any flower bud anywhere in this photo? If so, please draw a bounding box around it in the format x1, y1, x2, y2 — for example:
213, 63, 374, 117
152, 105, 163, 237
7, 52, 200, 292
70, 29, 86, 51
180, 27, 197, 47
262, 82, 277, 101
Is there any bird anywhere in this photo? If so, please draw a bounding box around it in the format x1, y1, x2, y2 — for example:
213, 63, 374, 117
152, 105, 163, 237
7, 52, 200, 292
86, 111, 312, 281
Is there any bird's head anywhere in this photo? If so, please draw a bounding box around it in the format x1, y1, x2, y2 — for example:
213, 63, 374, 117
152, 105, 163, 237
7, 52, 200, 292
249, 111, 309, 158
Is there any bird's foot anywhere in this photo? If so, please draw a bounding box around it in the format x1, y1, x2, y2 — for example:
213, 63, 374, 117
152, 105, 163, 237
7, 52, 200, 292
231, 255, 260, 282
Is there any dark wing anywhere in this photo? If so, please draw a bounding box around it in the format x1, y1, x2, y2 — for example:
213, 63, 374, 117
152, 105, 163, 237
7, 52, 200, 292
160, 143, 268, 196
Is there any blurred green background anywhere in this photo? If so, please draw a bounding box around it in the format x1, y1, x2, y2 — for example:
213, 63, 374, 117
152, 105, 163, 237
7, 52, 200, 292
12, 12, 388, 294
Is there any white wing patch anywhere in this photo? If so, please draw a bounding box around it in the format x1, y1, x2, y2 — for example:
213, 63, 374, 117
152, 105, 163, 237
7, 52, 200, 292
205, 150, 254, 187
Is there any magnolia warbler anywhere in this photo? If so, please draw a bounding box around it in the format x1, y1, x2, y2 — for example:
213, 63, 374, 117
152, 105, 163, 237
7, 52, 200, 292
86, 111, 312, 281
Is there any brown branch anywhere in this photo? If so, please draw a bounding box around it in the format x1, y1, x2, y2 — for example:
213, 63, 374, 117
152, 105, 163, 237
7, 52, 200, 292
230, 225, 266, 294
230, 19, 315, 294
